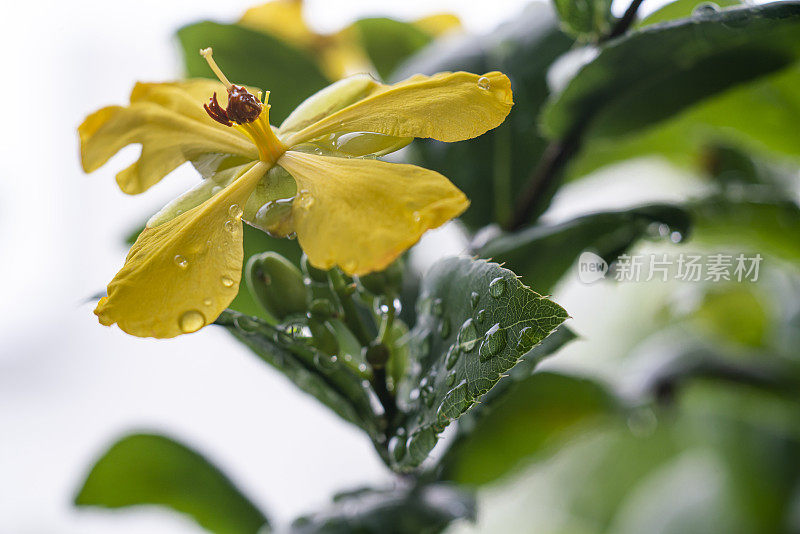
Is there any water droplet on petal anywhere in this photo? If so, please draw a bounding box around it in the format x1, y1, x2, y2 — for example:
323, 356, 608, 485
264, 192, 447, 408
489, 277, 507, 298
203, 298, 212, 307
458, 318, 479, 352
179, 310, 205, 333
296, 190, 315, 210
224, 219, 239, 236
479, 323, 507, 362
229, 204, 243, 219
221, 276, 235, 287
477, 76, 491, 90
173, 254, 188, 269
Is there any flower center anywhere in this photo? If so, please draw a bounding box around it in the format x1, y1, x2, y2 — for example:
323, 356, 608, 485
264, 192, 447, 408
200, 48, 286, 164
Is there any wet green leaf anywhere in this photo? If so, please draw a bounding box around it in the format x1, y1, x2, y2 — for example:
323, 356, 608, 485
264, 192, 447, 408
477, 204, 691, 293
177, 21, 330, 123
215, 310, 380, 440
75, 433, 269, 534
391, 257, 569, 470
290, 483, 474, 534
543, 2, 800, 140
636, 0, 742, 28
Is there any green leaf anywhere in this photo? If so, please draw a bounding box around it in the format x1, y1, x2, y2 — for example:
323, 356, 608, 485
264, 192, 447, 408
566, 64, 800, 180
395, 3, 573, 229
542, 2, 800, 141
75, 433, 269, 534
552, 0, 614, 41
214, 310, 382, 441
352, 18, 432, 81
390, 257, 569, 470
636, 0, 742, 28
290, 483, 475, 534
477, 204, 691, 293
177, 21, 330, 123
440, 372, 620, 486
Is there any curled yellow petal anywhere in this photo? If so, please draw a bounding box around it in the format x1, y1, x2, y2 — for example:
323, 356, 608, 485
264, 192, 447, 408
80, 80, 257, 195
95, 162, 269, 338
285, 71, 513, 146
278, 151, 469, 275
413, 14, 462, 36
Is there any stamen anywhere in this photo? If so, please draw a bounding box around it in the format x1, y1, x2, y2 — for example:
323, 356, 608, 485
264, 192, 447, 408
200, 48, 232, 89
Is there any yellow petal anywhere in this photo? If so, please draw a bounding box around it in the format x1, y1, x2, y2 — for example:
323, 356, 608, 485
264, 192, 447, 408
80, 80, 257, 195
278, 151, 469, 275
95, 162, 269, 338
285, 71, 513, 146
239, 0, 315, 48
413, 14, 462, 36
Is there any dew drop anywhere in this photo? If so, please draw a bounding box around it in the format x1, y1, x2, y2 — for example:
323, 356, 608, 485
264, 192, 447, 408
692, 1, 720, 16
446, 372, 456, 387
432, 298, 444, 316
221, 276, 235, 287
296, 190, 315, 210
516, 326, 536, 353
389, 436, 406, 462
228, 203, 243, 219
489, 277, 507, 298
439, 317, 451, 338
458, 318, 479, 352
179, 310, 205, 333
445, 345, 460, 370
203, 298, 212, 307
173, 254, 189, 269
479, 323, 507, 362
477, 76, 491, 90
670, 231, 683, 243
470, 291, 480, 308
224, 219, 239, 235
476, 309, 486, 324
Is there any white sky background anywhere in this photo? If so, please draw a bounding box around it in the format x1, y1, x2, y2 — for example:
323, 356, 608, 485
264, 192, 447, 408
0, 0, 676, 532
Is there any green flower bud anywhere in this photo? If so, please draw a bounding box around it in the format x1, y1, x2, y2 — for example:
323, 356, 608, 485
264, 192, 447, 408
246, 252, 309, 320
357, 259, 404, 296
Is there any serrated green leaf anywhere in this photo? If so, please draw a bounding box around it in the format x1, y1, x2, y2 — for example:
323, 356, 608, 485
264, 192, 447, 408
542, 2, 800, 141
478, 204, 691, 293
352, 18, 432, 81
395, 3, 573, 229
215, 310, 381, 441
75, 433, 269, 534
177, 21, 330, 123
390, 257, 568, 470
440, 372, 619, 485
552, 0, 614, 40
290, 483, 474, 534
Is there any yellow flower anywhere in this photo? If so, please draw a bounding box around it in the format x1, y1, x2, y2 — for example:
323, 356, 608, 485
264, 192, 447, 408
81, 48, 513, 338
238, 0, 461, 79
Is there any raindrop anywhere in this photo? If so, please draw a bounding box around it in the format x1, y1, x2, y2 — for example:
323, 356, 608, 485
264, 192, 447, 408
173, 254, 189, 269
516, 326, 536, 353
477, 76, 491, 90
224, 219, 239, 235
445, 345, 460, 370
692, 1, 720, 16
489, 277, 507, 298
476, 309, 486, 324
255, 198, 293, 227
203, 298, 212, 307
439, 317, 451, 338
670, 231, 683, 243
458, 318, 479, 352
479, 323, 507, 362
179, 310, 205, 333
470, 291, 480, 308
432, 298, 444, 316
389, 436, 406, 462
221, 276, 235, 287
296, 190, 315, 210
437, 382, 470, 420
228, 203, 243, 219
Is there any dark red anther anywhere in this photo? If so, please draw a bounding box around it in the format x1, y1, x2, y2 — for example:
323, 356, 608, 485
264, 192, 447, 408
225, 85, 262, 124
204, 92, 232, 126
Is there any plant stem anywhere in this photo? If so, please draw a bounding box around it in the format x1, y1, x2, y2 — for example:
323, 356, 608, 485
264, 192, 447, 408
328, 269, 372, 346
602, 0, 646, 42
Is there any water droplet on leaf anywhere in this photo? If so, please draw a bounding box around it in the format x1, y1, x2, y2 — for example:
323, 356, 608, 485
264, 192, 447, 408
470, 291, 480, 308
458, 318, 479, 352
489, 277, 507, 298
479, 323, 506, 362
